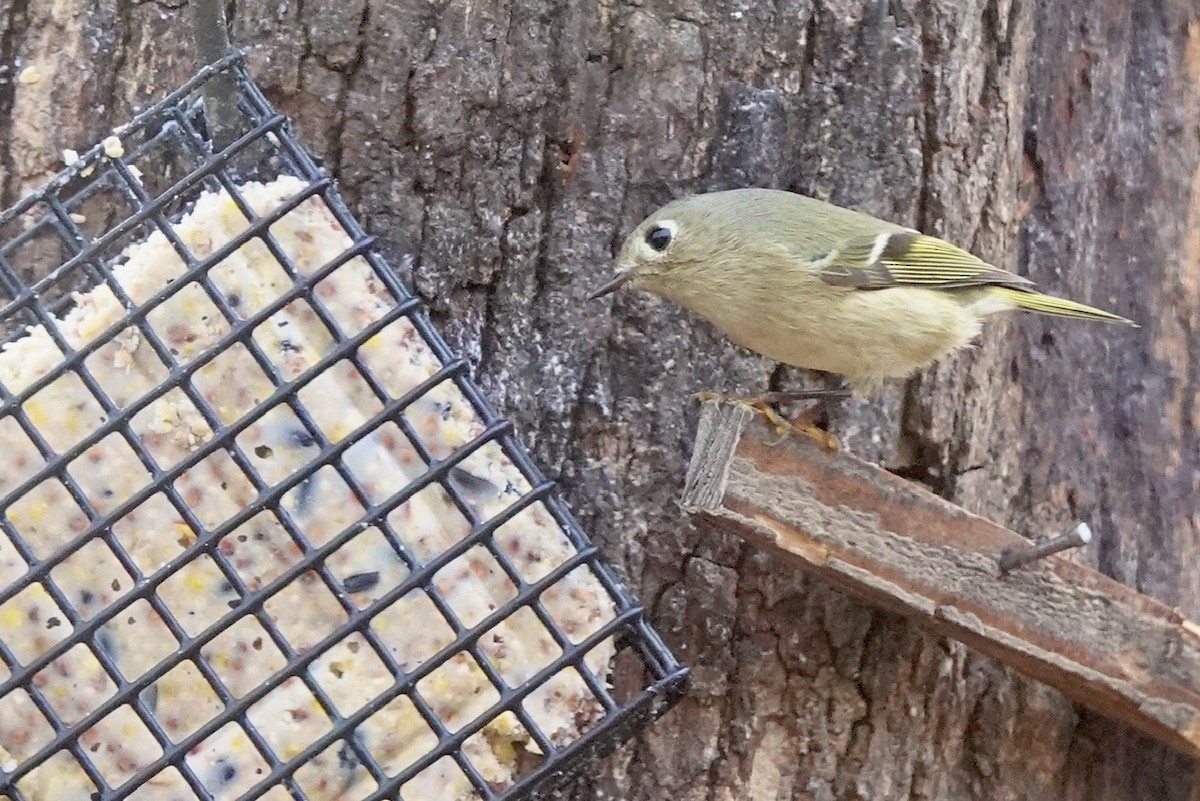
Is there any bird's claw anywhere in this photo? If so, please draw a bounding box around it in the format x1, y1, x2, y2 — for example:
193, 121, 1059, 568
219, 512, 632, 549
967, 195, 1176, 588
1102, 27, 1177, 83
758, 403, 839, 450
788, 421, 840, 451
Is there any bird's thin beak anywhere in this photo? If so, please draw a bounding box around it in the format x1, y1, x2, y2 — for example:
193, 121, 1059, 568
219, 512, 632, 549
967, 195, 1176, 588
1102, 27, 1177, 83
588, 270, 631, 300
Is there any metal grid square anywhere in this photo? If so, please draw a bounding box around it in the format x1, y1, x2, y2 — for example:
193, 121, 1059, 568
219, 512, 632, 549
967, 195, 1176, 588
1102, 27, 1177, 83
0, 55, 686, 801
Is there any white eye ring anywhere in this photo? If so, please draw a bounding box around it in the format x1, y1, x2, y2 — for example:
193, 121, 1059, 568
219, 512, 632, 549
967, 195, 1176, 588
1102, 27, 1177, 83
640, 219, 677, 257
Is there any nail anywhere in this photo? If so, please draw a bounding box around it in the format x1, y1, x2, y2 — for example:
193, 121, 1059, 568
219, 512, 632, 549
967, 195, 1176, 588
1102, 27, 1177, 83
998, 522, 1093, 575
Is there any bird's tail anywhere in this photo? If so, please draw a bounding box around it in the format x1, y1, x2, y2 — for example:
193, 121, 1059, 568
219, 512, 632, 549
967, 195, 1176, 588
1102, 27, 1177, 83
990, 286, 1136, 326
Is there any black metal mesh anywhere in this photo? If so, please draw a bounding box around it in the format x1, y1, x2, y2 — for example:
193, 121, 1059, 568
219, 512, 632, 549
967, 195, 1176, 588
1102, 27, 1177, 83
0, 55, 686, 801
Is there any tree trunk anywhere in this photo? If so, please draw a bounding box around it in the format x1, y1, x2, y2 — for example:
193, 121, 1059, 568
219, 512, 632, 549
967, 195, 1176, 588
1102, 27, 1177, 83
2, 0, 1198, 798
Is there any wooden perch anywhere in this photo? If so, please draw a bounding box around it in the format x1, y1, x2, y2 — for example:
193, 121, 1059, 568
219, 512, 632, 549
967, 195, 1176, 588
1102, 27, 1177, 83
682, 400, 1200, 760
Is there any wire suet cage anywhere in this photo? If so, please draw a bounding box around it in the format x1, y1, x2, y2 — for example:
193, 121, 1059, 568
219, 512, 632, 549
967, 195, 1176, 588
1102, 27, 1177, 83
0, 54, 687, 801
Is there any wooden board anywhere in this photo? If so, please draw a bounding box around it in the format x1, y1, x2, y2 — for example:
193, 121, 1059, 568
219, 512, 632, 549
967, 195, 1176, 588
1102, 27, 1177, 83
682, 400, 1200, 760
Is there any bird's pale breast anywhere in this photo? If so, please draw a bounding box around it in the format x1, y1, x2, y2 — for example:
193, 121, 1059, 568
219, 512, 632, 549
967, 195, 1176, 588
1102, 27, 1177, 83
676, 274, 991, 391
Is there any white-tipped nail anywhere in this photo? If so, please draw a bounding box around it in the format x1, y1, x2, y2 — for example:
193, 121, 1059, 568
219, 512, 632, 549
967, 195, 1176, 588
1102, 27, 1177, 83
998, 522, 1092, 575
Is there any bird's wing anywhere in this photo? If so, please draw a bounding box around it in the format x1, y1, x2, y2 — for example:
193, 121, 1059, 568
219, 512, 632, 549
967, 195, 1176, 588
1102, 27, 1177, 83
814, 231, 1035, 292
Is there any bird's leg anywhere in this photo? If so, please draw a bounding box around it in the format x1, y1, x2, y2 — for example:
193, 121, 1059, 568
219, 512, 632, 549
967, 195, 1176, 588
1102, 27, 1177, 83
694, 388, 850, 405
747, 388, 852, 405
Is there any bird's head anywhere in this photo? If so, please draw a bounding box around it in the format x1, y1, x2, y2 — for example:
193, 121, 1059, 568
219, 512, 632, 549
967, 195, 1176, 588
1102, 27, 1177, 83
589, 195, 732, 303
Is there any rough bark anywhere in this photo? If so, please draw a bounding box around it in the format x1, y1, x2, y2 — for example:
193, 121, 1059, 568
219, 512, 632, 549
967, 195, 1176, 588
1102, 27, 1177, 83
2, 0, 1199, 799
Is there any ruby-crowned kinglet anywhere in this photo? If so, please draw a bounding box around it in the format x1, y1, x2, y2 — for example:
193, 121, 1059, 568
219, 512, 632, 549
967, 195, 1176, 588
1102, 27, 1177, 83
590, 188, 1134, 394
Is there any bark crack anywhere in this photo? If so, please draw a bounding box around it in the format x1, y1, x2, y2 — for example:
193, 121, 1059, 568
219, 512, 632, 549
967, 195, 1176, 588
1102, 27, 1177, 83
326, 0, 371, 178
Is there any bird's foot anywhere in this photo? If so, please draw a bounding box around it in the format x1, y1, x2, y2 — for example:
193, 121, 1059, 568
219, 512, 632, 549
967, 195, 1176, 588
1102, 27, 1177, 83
693, 391, 840, 450
784, 405, 839, 451
748, 388, 852, 404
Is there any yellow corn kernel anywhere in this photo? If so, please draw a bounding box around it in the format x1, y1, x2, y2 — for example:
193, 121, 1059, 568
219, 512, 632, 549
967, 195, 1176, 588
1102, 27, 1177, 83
184, 570, 210, 593
0, 605, 26, 628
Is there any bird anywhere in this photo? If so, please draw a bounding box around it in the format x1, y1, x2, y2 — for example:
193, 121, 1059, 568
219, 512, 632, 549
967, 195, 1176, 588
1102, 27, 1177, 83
589, 188, 1134, 443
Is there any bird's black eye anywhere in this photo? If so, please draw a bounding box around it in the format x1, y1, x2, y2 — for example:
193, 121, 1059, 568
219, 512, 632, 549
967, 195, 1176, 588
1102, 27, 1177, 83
645, 225, 673, 252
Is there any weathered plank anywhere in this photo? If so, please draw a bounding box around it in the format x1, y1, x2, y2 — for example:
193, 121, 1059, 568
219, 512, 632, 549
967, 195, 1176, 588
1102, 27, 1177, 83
683, 400, 1200, 759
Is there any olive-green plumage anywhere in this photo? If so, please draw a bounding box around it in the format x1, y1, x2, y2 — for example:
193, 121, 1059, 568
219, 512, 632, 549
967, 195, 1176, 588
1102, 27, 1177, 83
592, 188, 1134, 394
